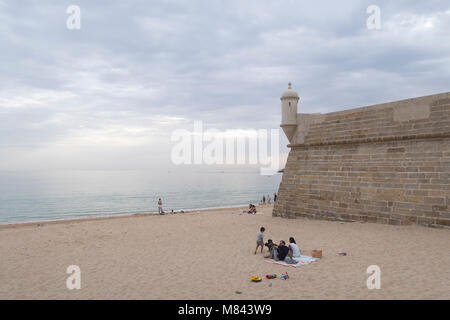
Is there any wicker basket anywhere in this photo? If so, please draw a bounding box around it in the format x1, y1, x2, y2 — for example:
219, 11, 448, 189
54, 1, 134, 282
312, 250, 322, 258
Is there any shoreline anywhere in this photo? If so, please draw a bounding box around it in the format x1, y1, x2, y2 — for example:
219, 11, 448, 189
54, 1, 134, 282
0, 203, 269, 230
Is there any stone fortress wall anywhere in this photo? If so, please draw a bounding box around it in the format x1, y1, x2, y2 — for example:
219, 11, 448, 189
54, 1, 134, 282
273, 86, 450, 228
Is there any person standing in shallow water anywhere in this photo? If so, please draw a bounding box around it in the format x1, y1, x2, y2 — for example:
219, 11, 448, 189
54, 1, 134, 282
158, 198, 164, 215
262, 195, 266, 204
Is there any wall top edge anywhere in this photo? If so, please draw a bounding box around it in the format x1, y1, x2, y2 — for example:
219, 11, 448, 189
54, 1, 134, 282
299, 91, 450, 117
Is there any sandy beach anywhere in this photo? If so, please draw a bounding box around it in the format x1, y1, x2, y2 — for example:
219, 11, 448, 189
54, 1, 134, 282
0, 204, 449, 300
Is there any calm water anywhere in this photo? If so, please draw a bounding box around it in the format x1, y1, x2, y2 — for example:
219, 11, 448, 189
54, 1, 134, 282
0, 169, 281, 224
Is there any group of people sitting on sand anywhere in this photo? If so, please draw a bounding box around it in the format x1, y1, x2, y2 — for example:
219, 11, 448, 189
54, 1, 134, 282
247, 204, 257, 214
255, 227, 301, 265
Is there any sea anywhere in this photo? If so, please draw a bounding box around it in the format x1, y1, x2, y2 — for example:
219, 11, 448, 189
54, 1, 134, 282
0, 168, 282, 224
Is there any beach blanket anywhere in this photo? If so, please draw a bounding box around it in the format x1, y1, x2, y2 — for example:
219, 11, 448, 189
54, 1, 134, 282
265, 255, 319, 268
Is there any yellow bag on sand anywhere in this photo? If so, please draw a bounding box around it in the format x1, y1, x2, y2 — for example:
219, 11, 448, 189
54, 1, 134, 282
250, 276, 262, 282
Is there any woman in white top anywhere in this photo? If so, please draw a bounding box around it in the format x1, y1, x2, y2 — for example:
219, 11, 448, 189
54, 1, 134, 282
289, 237, 301, 257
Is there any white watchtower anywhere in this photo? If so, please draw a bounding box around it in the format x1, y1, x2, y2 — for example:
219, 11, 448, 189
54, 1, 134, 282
280, 82, 299, 143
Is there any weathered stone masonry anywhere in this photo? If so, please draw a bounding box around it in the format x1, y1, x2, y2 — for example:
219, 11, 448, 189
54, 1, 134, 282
273, 88, 450, 228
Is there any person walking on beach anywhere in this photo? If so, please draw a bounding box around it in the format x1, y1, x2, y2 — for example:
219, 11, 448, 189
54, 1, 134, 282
254, 227, 265, 254
262, 195, 266, 205
158, 198, 164, 215
274, 193, 277, 202
267, 194, 271, 204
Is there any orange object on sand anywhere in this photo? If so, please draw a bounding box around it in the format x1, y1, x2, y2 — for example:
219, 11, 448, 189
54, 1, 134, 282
312, 250, 322, 258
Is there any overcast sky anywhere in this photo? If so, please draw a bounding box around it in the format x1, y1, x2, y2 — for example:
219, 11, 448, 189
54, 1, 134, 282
0, 0, 449, 170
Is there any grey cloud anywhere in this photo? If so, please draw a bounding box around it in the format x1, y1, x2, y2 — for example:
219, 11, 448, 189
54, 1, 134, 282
0, 0, 449, 169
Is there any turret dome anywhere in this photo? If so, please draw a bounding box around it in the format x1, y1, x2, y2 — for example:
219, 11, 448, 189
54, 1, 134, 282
281, 82, 299, 100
